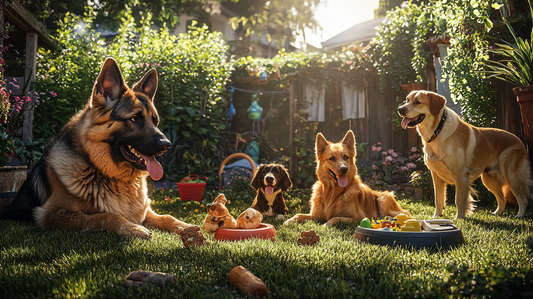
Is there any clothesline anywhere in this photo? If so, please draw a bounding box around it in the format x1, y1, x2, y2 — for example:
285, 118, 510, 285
230, 86, 290, 95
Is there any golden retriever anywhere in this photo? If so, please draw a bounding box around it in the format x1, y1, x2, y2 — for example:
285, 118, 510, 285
284, 131, 407, 227
398, 90, 532, 218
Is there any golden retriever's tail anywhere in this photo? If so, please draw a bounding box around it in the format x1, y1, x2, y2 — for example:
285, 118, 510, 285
527, 179, 533, 206
466, 186, 479, 215
377, 190, 408, 217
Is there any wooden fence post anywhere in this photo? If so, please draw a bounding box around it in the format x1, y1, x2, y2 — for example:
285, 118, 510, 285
22, 32, 37, 142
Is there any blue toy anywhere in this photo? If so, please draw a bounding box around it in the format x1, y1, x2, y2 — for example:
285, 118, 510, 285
228, 87, 236, 127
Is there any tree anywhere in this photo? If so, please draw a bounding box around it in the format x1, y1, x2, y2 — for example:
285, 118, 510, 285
18, 0, 209, 32
18, 0, 320, 57
226, 0, 321, 57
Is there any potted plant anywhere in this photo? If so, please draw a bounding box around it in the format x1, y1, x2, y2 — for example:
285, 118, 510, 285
0, 56, 30, 206
487, 0, 533, 163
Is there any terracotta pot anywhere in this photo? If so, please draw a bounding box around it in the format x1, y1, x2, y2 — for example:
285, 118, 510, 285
0, 166, 27, 211
513, 85, 533, 166
401, 83, 427, 92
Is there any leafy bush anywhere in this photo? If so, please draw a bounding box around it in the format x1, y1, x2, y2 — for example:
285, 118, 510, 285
13, 137, 45, 169
35, 12, 232, 181
35, 11, 105, 141
372, 2, 429, 91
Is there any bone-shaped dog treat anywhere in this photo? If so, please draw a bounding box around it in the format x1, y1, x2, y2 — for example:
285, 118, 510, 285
179, 226, 207, 248
297, 230, 320, 245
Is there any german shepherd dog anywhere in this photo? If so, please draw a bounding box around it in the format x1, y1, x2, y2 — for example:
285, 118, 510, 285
284, 131, 407, 227
0, 58, 202, 239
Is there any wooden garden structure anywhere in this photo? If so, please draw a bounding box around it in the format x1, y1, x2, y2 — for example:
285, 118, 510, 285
0, 0, 56, 142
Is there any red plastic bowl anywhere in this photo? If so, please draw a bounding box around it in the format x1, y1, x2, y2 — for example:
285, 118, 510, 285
215, 223, 276, 241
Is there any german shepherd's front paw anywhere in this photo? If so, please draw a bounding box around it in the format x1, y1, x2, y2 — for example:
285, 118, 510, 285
120, 224, 152, 239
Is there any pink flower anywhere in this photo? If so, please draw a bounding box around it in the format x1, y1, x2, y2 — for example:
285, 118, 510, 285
392, 152, 398, 158
385, 156, 393, 162
407, 163, 417, 169
411, 147, 417, 153
372, 165, 377, 170
388, 149, 394, 155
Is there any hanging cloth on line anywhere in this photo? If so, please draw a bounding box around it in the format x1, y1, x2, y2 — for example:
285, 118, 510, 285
304, 84, 326, 122
341, 81, 366, 120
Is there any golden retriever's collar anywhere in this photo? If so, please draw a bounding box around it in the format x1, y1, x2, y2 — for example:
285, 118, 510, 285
426, 108, 447, 144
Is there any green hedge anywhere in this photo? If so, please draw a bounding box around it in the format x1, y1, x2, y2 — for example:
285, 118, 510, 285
35, 12, 232, 182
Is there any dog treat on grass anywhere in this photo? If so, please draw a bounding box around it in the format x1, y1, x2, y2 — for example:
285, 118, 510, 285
228, 266, 268, 298
125, 270, 177, 287
297, 230, 320, 245
179, 226, 207, 248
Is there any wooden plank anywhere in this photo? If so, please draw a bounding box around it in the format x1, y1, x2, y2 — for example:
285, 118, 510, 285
4, 1, 56, 49
289, 78, 295, 176
22, 32, 37, 142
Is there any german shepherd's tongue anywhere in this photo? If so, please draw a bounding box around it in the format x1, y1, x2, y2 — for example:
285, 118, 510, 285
265, 186, 274, 195
401, 116, 418, 129
338, 175, 348, 187
140, 154, 164, 181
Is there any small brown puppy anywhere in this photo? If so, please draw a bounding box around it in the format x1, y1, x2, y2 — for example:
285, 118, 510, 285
202, 194, 237, 233
236, 208, 263, 229
398, 90, 533, 218
251, 164, 292, 220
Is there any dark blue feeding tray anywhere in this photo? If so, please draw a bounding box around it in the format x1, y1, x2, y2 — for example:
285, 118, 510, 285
354, 220, 465, 249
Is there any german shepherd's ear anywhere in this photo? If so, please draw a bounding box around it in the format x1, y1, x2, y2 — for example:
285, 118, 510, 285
91, 58, 127, 108
341, 130, 356, 156
279, 165, 293, 192
427, 91, 446, 116
315, 133, 329, 158
250, 164, 265, 190
133, 68, 158, 101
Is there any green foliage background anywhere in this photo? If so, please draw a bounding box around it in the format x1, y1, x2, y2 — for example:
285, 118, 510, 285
28, 0, 523, 184
35, 12, 232, 181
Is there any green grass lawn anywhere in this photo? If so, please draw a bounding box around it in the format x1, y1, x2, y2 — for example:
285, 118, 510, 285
1, 187, 532, 298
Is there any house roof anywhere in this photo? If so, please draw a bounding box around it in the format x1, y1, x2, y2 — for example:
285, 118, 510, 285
3, 1, 56, 49
321, 17, 386, 50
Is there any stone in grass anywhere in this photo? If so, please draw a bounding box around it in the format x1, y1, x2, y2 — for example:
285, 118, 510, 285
179, 226, 207, 248
297, 230, 320, 246
125, 271, 177, 287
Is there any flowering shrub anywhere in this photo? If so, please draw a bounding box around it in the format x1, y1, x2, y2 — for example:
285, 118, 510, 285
1, 48, 46, 167
358, 143, 424, 191
221, 167, 253, 193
